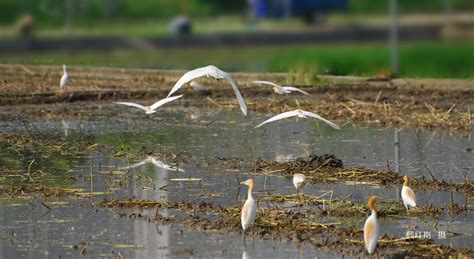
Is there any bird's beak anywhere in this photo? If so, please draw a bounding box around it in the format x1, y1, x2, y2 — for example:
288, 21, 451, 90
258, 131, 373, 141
240, 181, 246, 185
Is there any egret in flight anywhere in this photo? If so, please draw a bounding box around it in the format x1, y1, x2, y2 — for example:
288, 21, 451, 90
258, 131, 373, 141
167, 65, 247, 115
252, 80, 310, 95
364, 195, 380, 254
255, 109, 340, 129
60, 64, 69, 90
401, 175, 416, 214
114, 95, 183, 114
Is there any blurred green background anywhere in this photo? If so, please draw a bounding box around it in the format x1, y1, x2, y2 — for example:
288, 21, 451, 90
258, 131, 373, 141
0, 0, 473, 78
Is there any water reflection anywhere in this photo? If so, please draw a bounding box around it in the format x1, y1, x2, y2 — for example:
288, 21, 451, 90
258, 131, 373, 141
0, 106, 472, 256
118, 156, 184, 172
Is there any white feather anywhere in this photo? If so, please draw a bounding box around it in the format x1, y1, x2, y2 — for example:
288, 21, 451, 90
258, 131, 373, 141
255, 109, 340, 130
364, 212, 379, 254
401, 185, 417, 208
168, 65, 247, 115
252, 80, 310, 95
114, 95, 183, 114
60, 65, 69, 89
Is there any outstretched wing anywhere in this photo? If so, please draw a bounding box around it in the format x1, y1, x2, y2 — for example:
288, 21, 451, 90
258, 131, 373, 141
255, 110, 300, 128
114, 102, 147, 111
282, 86, 310, 95
252, 80, 284, 91
167, 66, 214, 97
301, 111, 340, 130
222, 72, 248, 116
150, 95, 183, 110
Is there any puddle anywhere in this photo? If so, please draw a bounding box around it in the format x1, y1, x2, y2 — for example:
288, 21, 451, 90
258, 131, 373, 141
0, 104, 472, 256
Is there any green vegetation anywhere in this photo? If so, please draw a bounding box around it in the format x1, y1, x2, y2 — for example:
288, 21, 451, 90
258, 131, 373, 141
2, 41, 472, 78
0, 0, 472, 26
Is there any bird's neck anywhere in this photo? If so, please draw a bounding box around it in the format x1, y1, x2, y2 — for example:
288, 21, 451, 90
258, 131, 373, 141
247, 184, 254, 200
403, 181, 408, 186
371, 209, 377, 216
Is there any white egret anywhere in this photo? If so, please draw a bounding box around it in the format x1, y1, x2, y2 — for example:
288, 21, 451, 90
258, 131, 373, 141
114, 95, 183, 114
189, 81, 208, 92
401, 175, 416, 214
60, 64, 69, 90
241, 179, 257, 243
364, 195, 380, 254
255, 109, 340, 129
167, 65, 247, 115
119, 156, 184, 172
252, 80, 310, 95
293, 173, 306, 193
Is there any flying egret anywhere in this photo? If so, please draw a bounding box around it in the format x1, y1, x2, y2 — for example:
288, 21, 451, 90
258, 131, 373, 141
114, 95, 183, 114
401, 175, 416, 214
119, 156, 184, 172
364, 195, 380, 254
60, 64, 69, 90
255, 109, 340, 129
252, 80, 310, 95
167, 65, 247, 116
241, 179, 257, 244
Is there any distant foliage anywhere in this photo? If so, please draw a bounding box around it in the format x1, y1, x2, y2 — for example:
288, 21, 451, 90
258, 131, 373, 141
0, 0, 472, 25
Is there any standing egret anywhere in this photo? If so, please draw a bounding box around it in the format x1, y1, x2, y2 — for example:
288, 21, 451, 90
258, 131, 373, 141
293, 173, 306, 205
401, 175, 416, 214
241, 179, 257, 244
252, 80, 310, 95
364, 195, 380, 254
255, 109, 340, 129
167, 65, 247, 116
114, 95, 183, 114
60, 64, 69, 90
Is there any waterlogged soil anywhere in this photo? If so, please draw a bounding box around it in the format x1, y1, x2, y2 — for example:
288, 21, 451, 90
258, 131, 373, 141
0, 66, 473, 257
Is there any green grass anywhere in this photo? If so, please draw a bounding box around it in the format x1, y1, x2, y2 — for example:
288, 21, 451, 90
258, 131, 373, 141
1, 41, 473, 78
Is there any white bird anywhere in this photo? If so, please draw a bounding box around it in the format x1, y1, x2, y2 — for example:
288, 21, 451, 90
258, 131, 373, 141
114, 95, 183, 114
60, 64, 69, 90
119, 156, 184, 172
252, 80, 310, 95
255, 109, 340, 129
241, 178, 257, 243
167, 65, 247, 116
401, 175, 416, 213
364, 195, 380, 254
189, 81, 208, 92
293, 173, 306, 193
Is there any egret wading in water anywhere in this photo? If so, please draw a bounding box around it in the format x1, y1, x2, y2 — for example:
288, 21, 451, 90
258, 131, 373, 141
252, 80, 310, 95
114, 95, 183, 114
255, 109, 340, 130
240, 179, 257, 245
60, 64, 69, 90
401, 175, 416, 214
364, 195, 380, 254
167, 65, 247, 116
292, 173, 306, 205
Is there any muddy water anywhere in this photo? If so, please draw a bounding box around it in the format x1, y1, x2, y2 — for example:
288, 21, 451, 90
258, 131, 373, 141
0, 104, 472, 257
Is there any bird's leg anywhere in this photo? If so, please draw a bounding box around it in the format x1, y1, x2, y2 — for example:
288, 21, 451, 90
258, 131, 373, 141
243, 229, 246, 247
251, 225, 255, 249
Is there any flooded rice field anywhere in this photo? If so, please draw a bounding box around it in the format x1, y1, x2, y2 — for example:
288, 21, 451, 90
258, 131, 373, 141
0, 103, 472, 258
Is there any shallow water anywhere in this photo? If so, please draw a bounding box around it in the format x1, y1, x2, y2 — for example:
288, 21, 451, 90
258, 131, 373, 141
0, 104, 472, 257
